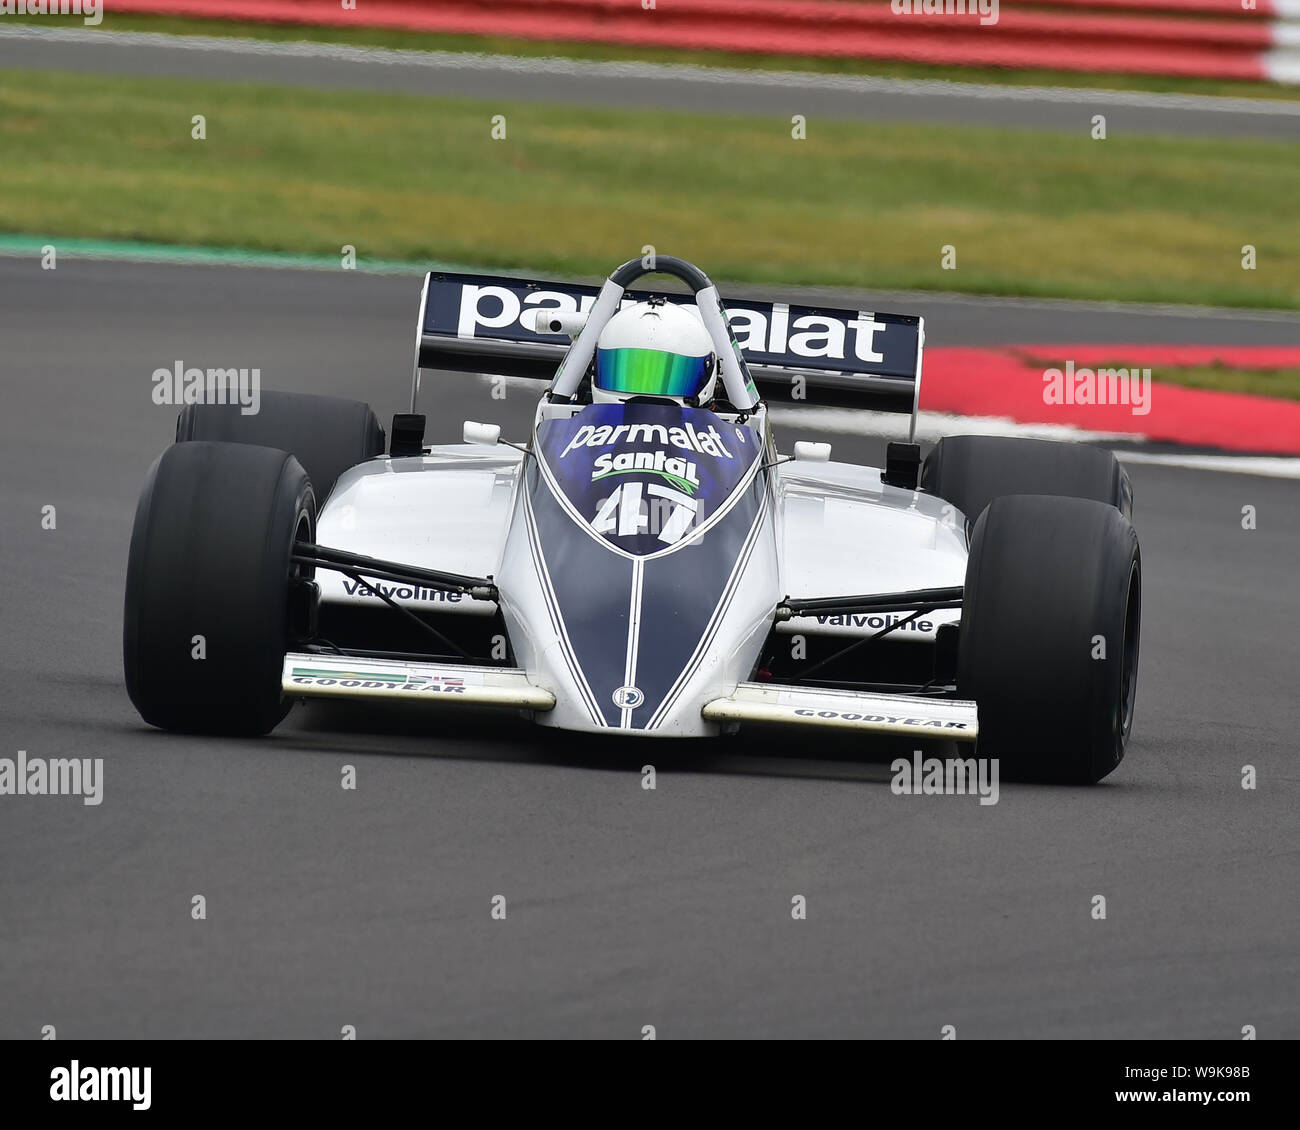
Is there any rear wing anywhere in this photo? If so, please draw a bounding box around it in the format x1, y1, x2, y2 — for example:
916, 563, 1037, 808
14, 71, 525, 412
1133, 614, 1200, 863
412, 271, 924, 435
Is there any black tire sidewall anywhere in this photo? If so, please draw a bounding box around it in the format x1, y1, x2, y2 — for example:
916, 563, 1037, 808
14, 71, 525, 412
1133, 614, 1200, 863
959, 495, 1141, 784
124, 442, 315, 735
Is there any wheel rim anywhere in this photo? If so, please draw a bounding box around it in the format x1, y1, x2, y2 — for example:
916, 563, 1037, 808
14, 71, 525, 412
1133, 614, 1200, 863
290, 507, 314, 583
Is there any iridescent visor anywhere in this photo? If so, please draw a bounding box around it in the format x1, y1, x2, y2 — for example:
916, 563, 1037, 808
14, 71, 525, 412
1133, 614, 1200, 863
595, 347, 710, 399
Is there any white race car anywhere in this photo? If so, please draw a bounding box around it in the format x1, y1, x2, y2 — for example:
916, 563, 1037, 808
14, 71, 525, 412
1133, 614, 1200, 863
124, 256, 1141, 783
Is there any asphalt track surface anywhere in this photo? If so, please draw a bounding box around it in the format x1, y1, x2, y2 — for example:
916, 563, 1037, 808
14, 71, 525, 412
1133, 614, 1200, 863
0, 257, 1297, 1038
3, 25, 1300, 141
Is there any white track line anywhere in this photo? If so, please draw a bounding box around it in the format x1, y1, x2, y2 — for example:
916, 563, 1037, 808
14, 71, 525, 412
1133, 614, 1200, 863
768, 404, 1132, 444
1113, 450, 1300, 479
5, 24, 1300, 116
771, 405, 1300, 476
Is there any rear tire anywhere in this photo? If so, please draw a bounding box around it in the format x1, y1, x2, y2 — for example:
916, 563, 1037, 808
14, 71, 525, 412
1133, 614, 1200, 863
176, 390, 385, 505
958, 494, 1141, 784
123, 442, 315, 735
921, 435, 1132, 527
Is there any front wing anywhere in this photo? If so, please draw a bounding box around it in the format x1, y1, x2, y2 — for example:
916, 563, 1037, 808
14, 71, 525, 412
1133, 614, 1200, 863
282, 653, 977, 741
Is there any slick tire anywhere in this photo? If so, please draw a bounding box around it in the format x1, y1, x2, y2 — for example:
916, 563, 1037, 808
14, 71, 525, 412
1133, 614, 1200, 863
124, 441, 315, 736
958, 495, 1141, 784
921, 435, 1132, 528
176, 390, 385, 505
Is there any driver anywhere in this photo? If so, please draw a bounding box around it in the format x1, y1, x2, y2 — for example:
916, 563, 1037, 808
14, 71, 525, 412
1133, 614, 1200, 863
592, 298, 718, 407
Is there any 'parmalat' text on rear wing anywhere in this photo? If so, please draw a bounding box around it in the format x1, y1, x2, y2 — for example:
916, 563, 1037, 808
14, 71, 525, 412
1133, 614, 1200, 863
412, 271, 924, 437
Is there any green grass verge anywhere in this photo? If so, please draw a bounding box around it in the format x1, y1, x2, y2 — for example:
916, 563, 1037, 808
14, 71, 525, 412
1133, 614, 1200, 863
2, 68, 1296, 309
17, 10, 1300, 103
1106, 362, 1300, 402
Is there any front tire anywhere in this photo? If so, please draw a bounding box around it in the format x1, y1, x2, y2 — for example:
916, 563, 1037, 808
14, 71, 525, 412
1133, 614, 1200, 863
958, 494, 1141, 784
123, 442, 315, 735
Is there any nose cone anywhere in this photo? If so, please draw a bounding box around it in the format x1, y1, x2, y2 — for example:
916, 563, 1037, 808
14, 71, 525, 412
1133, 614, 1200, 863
503, 401, 773, 732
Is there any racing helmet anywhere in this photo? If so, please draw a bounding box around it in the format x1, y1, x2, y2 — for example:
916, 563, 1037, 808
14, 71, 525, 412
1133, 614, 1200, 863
592, 299, 717, 406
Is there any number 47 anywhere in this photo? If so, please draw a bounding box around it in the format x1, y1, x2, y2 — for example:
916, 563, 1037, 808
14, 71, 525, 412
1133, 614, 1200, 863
593, 482, 699, 545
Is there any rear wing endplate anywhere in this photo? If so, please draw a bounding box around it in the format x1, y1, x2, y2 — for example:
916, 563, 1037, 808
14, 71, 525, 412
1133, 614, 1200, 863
412, 271, 924, 436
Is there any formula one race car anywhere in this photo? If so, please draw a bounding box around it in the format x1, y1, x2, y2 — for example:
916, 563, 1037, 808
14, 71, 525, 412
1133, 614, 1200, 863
123, 255, 1141, 783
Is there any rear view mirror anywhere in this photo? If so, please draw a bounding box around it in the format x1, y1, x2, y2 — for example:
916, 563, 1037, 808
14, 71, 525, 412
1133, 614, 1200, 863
793, 441, 832, 462
463, 421, 502, 446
